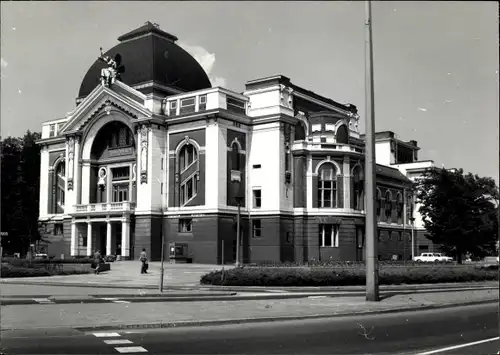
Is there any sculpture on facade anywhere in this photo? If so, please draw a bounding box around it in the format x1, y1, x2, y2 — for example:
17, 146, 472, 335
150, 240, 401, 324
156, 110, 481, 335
97, 167, 107, 190
98, 48, 125, 87
67, 136, 75, 190
140, 125, 149, 184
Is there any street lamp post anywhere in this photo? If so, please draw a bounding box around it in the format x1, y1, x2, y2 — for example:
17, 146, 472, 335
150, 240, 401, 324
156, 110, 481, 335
364, 0, 379, 302
231, 172, 243, 268
158, 177, 165, 293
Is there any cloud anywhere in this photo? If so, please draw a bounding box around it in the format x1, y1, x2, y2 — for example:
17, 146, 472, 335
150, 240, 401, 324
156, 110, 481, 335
178, 42, 227, 88
418, 107, 427, 112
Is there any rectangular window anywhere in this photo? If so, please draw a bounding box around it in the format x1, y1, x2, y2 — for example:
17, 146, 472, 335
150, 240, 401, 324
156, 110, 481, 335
180, 97, 196, 114
356, 226, 365, 248
320, 137, 327, 143
325, 123, 335, 131
199, 95, 207, 111
82, 234, 87, 247
112, 167, 130, 181
49, 124, 56, 137
53, 223, 64, 236
253, 189, 262, 208
179, 218, 192, 233
311, 124, 321, 132
113, 184, 129, 202
318, 180, 337, 208
252, 219, 262, 238
252, 164, 261, 169
169, 100, 177, 115
319, 224, 339, 247
226, 97, 246, 114
398, 231, 403, 241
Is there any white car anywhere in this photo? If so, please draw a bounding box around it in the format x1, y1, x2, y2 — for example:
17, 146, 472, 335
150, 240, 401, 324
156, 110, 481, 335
413, 253, 453, 263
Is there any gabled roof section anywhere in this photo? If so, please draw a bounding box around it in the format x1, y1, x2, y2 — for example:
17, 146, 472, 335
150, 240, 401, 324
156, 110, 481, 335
61, 81, 151, 134
376, 164, 412, 183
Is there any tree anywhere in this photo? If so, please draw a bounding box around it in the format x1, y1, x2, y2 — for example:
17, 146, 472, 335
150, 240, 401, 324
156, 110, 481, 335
1, 131, 41, 255
416, 167, 499, 263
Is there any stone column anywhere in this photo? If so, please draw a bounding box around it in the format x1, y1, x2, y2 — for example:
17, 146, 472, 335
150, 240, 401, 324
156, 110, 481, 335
306, 155, 313, 209
106, 221, 112, 256
87, 222, 92, 256
70, 221, 77, 256
121, 219, 130, 259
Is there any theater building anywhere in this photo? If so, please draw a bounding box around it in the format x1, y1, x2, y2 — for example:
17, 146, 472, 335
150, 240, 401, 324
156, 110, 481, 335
37, 22, 434, 263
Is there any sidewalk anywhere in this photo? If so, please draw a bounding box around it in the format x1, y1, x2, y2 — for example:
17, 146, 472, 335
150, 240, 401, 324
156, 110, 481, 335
2, 261, 498, 293
1, 289, 497, 331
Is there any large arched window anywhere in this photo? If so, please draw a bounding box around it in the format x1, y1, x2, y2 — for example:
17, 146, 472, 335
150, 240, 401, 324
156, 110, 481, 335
179, 144, 198, 172
385, 191, 392, 222
376, 189, 382, 217
352, 166, 364, 210
231, 143, 240, 171
178, 143, 199, 205
317, 164, 337, 208
54, 161, 66, 212
336, 124, 349, 144
396, 192, 404, 223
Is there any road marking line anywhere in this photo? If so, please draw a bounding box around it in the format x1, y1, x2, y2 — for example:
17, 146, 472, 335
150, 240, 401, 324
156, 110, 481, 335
32, 298, 54, 304
308, 296, 327, 299
103, 339, 133, 345
416, 336, 499, 354
98, 297, 118, 301
114, 346, 148, 353
113, 300, 131, 304
92, 332, 121, 338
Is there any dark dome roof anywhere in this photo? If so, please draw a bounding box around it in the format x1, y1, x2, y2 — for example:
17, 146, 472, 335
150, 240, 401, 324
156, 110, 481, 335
78, 22, 212, 98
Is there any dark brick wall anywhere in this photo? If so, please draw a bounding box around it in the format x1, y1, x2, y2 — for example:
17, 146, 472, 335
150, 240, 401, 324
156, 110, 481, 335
134, 215, 162, 261
165, 215, 218, 264
293, 156, 306, 208
40, 219, 71, 257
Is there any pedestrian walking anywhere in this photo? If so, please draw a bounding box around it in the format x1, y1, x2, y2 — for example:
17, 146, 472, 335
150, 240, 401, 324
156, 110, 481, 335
140, 248, 148, 274
93, 250, 102, 275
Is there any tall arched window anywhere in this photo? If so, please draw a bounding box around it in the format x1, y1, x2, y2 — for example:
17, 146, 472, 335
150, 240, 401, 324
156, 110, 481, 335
376, 189, 382, 217
231, 143, 240, 171
352, 166, 364, 210
336, 124, 348, 144
317, 164, 337, 208
179, 144, 198, 172
55, 161, 66, 212
178, 143, 199, 205
385, 191, 392, 222
396, 192, 404, 223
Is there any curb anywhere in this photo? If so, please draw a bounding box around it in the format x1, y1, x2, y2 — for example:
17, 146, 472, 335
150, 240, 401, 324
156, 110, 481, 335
73, 299, 498, 332
1, 279, 497, 292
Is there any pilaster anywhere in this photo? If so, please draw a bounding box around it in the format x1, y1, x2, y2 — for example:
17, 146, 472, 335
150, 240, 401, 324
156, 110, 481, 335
343, 156, 350, 209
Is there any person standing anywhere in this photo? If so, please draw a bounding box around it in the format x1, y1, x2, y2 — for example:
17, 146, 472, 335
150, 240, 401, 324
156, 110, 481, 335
93, 250, 102, 275
140, 248, 148, 274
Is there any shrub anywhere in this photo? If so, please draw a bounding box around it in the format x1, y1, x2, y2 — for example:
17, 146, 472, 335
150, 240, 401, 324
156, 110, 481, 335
2, 257, 93, 267
200, 265, 498, 286
1, 264, 93, 278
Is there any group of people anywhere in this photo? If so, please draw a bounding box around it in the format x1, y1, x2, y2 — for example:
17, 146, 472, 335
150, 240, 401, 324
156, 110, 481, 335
92, 248, 149, 275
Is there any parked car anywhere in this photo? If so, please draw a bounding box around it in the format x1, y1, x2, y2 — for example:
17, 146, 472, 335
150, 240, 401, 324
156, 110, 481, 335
475, 256, 499, 270
413, 253, 453, 263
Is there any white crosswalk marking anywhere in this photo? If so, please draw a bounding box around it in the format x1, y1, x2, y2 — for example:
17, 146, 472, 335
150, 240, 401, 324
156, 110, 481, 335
104, 339, 133, 345
32, 298, 54, 304
114, 346, 148, 353
92, 332, 121, 338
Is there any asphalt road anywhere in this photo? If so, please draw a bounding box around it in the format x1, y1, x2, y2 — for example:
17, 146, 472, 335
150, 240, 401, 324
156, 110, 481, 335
1, 303, 498, 355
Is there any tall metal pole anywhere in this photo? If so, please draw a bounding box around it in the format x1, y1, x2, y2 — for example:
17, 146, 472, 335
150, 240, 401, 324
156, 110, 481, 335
236, 200, 241, 267
159, 180, 165, 293
364, 0, 379, 302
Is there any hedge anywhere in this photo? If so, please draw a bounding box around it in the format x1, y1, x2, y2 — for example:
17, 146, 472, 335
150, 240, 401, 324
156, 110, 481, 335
2, 257, 93, 267
1, 264, 93, 278
200, 266, 499, 286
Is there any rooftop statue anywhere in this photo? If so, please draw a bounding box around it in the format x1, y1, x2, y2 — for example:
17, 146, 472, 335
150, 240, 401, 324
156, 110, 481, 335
98, 47, 125, 87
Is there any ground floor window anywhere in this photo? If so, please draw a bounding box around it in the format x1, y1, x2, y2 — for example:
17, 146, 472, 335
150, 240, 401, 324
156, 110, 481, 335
252, 219, 262, 238
319, 224, 339, 247
179, 218, 192, 233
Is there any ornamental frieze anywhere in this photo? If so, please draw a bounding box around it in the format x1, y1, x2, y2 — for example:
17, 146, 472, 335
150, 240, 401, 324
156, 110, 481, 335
140, 124, 150, 184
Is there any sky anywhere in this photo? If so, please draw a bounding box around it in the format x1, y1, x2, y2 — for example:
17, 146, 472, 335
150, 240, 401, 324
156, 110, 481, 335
1, 1, 498, 181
